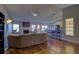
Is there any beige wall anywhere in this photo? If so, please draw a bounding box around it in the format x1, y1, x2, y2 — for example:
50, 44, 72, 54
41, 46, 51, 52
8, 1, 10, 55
63, 5, 79, 43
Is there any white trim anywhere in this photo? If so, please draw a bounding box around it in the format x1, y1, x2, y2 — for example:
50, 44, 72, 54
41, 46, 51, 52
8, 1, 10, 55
61, 38, 79, 44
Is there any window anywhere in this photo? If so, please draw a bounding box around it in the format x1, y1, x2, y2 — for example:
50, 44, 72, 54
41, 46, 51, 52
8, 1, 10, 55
31, 25, 36, 32
13, 24, 20, 33
37, 25, 40, 29
42, 25, 48, 32
65, 18, 74, 36
31, 25, 48, 32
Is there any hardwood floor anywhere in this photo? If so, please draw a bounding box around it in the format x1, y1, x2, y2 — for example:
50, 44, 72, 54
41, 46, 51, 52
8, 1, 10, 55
5, 39, 79, 54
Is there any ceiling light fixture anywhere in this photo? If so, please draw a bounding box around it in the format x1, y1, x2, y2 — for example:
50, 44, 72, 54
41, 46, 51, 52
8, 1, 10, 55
6, 19, 12, 24
31, 12, 38, 16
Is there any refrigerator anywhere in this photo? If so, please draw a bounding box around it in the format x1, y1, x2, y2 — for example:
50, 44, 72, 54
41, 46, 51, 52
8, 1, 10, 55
0, 12, 4, 54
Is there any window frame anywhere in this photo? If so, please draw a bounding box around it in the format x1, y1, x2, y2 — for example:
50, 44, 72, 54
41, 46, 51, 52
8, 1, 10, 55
12, 24, 20, 34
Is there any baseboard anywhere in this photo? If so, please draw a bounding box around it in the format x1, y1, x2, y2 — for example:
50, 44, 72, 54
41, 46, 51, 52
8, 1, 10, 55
61, 38, 79, 44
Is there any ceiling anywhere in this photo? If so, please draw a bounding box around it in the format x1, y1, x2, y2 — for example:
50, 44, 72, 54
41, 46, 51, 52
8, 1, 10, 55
4, 4, 74, 24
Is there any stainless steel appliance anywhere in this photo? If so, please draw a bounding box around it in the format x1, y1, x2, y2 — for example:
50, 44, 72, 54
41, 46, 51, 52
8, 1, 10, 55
0, 12, 4, 54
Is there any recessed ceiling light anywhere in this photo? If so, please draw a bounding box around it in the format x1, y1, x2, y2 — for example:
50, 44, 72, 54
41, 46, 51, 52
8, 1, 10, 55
33, 13, 37, 16
31, 12, 38, 16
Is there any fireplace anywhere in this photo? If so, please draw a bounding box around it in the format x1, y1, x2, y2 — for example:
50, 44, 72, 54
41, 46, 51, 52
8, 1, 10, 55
23, 30, 29, 34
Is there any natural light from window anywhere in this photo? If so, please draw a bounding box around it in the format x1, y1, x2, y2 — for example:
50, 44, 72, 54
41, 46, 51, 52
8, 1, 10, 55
13, 24, 20, 33
31, 25, 36, 32
42, 25, 48, 32
65, 18, 74, 36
